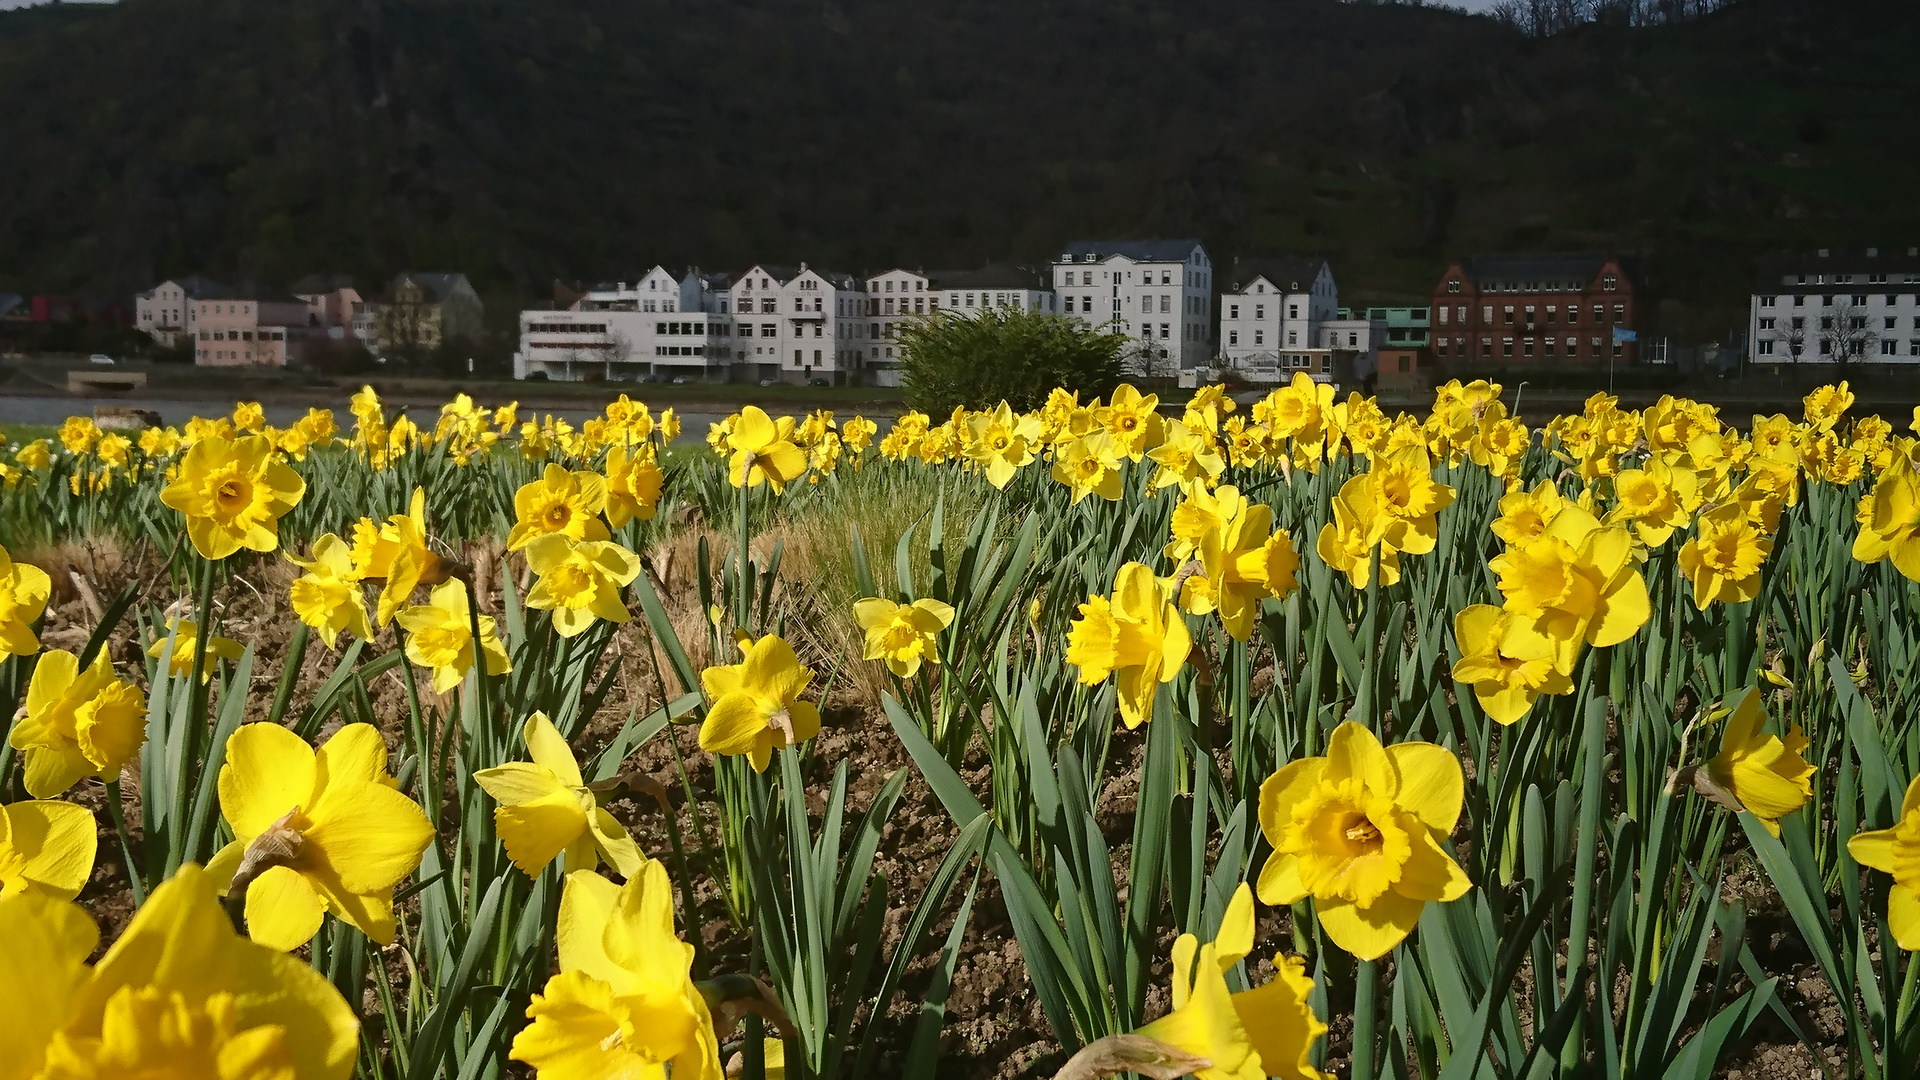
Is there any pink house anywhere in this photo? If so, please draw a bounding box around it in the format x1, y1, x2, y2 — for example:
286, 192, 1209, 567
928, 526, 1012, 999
194, 292, 311, 367
292, 274, 363, 338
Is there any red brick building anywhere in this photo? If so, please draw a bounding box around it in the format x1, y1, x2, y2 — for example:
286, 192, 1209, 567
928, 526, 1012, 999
1428, 255, 1638, 370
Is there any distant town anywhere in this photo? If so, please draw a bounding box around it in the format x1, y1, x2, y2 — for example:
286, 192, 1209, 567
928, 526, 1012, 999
6, 243, 1914, 393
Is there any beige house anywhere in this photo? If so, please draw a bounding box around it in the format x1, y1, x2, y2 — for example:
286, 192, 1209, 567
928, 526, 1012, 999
291, 274, 363, 341
193, 292, 311, 367
376, 272, 485, 358
135, 276, 225, 348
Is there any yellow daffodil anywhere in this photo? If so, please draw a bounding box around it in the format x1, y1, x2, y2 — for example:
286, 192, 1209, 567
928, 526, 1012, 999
231, 401, 266, 433
1468, 417, 1531, 477
1676, 502, 1773, 609
1489, 504, 1650, 649
842, 415, 877, 456
1052, 431, 1125, 503
1849, 774, 1920, 951
510, 864, 722, 1080
10, 649, 145, 799
1147, 422, 1226, 490
0, 863, 358, 1080
1853, 454, 1920, 582
1449, 605, 1574, 724
1065, 562, 1191, 729
58, 416, 100, 455
1492, 481, 1568, 547
1170, 486, 1300, 640
0, 799, 96, 900
1607, 461, 1694, 548
474, 712, 643, 878
351, 488, 443, 626
525, 536, 642, 638
1802, 381, 1853, 431
964, 402, 1042, 489
726, 406, 808, 492
1100, 384, 1164, 461
1315, 491, 1400, 590
0, 543, 51, 657
17, 439, 51, 471
1346, 445, 1455, 556
1135, 884, 1330, 1080
207, 723, 433, 951
147, 617, 244, 682
1705, 687, 1813, 838
604, 444, 665, 527
158, 434, 306, 560
287, 534, 373, 648
852, 597, 955, 677
699, 634, 821, 773
508, 464, 613, 551
1257, 722, 1471, 960
395, 581, 512, 693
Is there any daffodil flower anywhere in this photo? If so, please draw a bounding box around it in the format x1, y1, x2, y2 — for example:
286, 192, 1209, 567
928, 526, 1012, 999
9, 649, 145, 799
1168, 486, 1301, 641
1705, 687, 1813, 838
1676, 502, 1773, 608
0, 799, 96, 900
208, 722, 434, 951
852, 597, 955, 677
604, 444, 665, 527
1489, 504, 1651, 650
1852, 454, 1920, 583
1100, 384, 1164, 461
1065, 562, 1191, 729
147, 617, 245, 682
0, 863, 358, 1079
1257, 722, 1471, 960
524, 535, 642, 638
395, 581, 512, 693
1051, 431, 1125, 504
727, 406, 808, 492
1449, 605, 1575, 724
0, 543, 51, 657
963, 402, 1041, 489
1315, 491, 1400, 589
474, 713, 643, 878
157, 433, 306, 560
1849, 774, 1920, 951
350, 487, 443, 626
510, 865, 722, 1080
1135, 883, 1331, 1080
699, 634, 822, 773
508, 463, 613, 551
288, 534, 374, 648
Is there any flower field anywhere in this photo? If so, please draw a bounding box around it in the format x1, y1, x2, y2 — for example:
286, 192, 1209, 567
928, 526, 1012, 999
1, 377, 1918, 1080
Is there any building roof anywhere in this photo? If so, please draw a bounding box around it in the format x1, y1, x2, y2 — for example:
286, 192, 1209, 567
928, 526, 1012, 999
200, 286, 307, 304
932, 264, 1050, 290
392, 272, 474, 303
289, 273, 357, 295
1228, 257, 1329, 293
1056, 239, 1205, 264
1452, 254, 1619, 288
736, 265, 800, 286
1753, 246, 1920, 290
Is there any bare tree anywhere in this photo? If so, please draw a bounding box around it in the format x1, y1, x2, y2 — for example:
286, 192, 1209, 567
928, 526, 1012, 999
1820, 298, 1878, 372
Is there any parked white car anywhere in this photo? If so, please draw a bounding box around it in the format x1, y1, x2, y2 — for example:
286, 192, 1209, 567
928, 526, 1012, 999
88, 353, 116, 365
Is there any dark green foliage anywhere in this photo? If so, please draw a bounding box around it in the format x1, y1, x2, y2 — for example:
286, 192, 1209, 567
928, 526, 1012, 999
0, 0, 1915, 343
899, 310, 1122, 414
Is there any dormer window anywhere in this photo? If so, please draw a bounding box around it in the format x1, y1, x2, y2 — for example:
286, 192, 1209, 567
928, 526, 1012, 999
1602, 275, 1618, 292
1083, 253, 1097, 263
1447, 280, 1461, 294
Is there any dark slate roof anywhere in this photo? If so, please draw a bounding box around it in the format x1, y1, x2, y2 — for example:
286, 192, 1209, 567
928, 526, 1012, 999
1456, 255, 1614, 287
1753, 247, 1920, 290
1228, 257, 1329, 293
932, 264, 1050, 290
1056, 239, 1204, 263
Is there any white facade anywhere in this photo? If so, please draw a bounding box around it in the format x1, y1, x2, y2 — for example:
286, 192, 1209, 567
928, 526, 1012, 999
1053, 240, 1212, 371
136, 277, 222, 349
1218, 260, 1338, 379
1748, 248, 1920, 364
514, 266, 740, 381
729, 264, 868, 385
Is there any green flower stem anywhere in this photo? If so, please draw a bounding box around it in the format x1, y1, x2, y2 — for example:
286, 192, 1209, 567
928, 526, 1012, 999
1353, 954, 1378, 1080
105, 778, 145, 907
1559, 646, 1611, 1073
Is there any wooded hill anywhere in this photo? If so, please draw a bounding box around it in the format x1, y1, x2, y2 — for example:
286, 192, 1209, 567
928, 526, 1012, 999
1, 0, 1915, 340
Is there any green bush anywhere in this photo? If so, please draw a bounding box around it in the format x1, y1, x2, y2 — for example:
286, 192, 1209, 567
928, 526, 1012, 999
899, 308, 1124, 413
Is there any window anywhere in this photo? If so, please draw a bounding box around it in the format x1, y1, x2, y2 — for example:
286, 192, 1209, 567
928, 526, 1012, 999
1399, 355, 1411, 371
1503, 305, 1515, 325
814, 350, 822, 363
1254, 330, 1264, 345
1758, 296, 1776, 308
1912, 340, 1920, 356
1437, 338, 1450, 357
1758, 339, 1775, 356
1229, 304, 1240, 319
1082, 272, 1093, 286
1591, 304, 1603, 322
1289, 304, 1299, 319
1760, 318, 1776, 330
1853, 294, 1868, 306
1160, 295, 1171, 313
1613, 304, 1625, 322
1161, 323, 1171, 340
1287, 331, 1297, 345
1255, 305, 1265, 320
1481, 338, 1493, 358
1502, 338, 1514, 358
1851, 316, 1868, 331
1603, 274, 1618, 291
1161, 270, 1172, 285
1592, 337, 1603, 353
763, 325, 776, 337
1882, 340, 1897, 356
1438, 307, 1449, 325
1347, 332, 1358, 347
1888, 317, 1899, 330
1229, 330, 1239, 345
1447, 280, 1461, 294
1524, 305, 1536, 324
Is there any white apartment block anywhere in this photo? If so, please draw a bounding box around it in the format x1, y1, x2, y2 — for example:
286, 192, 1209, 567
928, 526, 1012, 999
862, 269, 937, 386
1053, 240, 1212, 371
1218, 258, 1339, 381
514, 266, 740, 382
1749, 247, 1920, 364
135, 276, 224, 349
729, 264, 867, 385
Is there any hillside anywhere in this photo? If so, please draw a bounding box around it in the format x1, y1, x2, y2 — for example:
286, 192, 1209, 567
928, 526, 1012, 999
1, 0, 1916, 340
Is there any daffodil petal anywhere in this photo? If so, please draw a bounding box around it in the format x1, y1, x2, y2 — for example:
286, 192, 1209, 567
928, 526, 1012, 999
243, 865, 326, 952
219, 723, 318, 841
1387, 743, 1464, 834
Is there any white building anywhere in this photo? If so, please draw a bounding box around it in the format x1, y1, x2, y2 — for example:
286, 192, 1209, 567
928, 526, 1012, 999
513, 266, 740, 382
1749, 247, 1920, 364
861, 269, 936, 387
1052, 240, 1212, 372
135, 276, 225, 349
729, 264, 867, 385
1217, 258, 1338, 381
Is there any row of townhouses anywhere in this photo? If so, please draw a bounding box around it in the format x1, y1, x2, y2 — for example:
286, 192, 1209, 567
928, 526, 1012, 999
135, 272, 484, 366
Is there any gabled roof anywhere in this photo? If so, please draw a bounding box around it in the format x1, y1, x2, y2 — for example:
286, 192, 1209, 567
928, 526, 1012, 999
1452, 255, 1616, 287
1057, 239, 1205, 264
1228, 257, 1329, 293
1753, 247, 1920, 290
932, 264, 1050, 290
392, 272, 474, 303
736, 265, 801, 286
